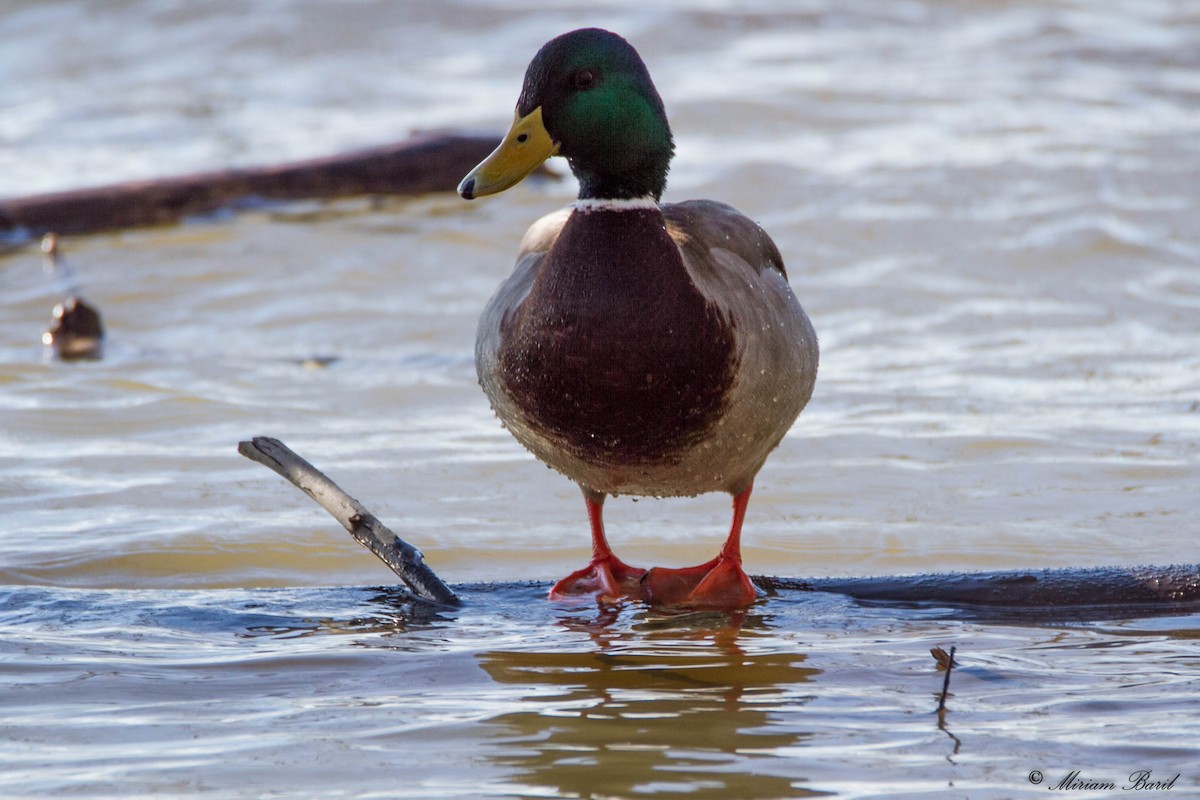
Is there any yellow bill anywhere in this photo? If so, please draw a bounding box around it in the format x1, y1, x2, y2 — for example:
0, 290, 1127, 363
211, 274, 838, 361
458, 106, 559, 199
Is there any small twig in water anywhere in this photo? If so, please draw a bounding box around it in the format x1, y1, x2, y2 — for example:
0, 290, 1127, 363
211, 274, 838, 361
932, 645, 962, 758
237, 436, 459, 607
40, 234, 104, 361
932, 645, 958, 715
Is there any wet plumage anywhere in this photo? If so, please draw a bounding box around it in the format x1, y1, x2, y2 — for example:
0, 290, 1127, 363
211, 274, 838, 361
459, 28, 818, 607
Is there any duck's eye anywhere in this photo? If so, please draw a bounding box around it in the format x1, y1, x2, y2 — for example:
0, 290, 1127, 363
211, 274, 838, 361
573, 69, 596, 90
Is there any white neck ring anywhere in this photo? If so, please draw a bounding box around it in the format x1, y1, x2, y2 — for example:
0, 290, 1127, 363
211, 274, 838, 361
572, 196, 659, 213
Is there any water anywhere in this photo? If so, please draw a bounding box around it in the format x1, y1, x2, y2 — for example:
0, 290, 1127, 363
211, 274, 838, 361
4, 584, 1199, 799
2, 0, 1199, 797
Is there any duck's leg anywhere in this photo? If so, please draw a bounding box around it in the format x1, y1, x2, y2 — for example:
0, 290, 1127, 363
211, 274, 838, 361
549, 488, 647, 602
639, 484, 760, 609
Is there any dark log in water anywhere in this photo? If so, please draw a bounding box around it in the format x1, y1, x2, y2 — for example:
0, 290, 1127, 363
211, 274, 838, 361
758, 568, 1200, 617
239, 436, 1200, 618
0, 132, 505, 237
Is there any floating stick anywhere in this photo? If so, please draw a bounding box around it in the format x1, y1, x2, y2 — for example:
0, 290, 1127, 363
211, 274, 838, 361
237, 436, 459, 607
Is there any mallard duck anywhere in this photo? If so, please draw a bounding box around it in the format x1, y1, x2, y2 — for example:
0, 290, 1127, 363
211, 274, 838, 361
459, 28, 818, 608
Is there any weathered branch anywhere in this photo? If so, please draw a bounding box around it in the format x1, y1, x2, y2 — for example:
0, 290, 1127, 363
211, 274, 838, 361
237, 436, 459, 607
1, 131, 512, 237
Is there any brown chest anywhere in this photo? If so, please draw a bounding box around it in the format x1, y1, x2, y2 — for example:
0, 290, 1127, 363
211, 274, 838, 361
495, 209, 739, 466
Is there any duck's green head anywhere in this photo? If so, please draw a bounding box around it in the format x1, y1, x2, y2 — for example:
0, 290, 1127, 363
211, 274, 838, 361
458, 28, 675, 202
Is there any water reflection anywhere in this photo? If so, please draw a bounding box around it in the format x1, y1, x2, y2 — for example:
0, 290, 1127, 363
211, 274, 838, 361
477, 605, 825, 799
235, 586, 456, 640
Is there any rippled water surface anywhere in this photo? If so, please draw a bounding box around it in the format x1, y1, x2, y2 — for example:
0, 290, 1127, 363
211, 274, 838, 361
2, 1, 1199, 797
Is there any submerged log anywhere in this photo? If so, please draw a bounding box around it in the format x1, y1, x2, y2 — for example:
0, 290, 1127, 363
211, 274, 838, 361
241, 437, 1200, 618
759, 568, 1200, 617
0, 132, 508, 237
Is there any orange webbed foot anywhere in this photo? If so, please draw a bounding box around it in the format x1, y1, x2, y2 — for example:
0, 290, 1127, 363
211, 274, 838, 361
639, 556, 759, 609
549, 556, 648, 603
